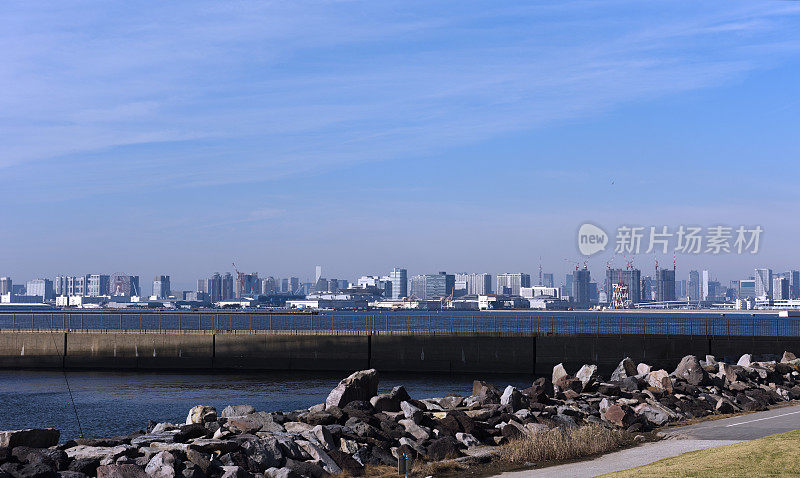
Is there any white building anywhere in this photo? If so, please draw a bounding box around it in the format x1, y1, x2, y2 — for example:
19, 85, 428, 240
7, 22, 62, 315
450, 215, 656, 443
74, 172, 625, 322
455, 273, 492, 295
496, 273, 530, 296
755, 268, 773, 299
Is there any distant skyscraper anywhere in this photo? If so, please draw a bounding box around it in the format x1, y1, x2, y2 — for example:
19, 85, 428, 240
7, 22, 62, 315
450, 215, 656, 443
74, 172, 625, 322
207, 273, 222, 302
738, 279, 756, 299
261, 276, 278, 295
87, 274, 110, 297
497, 273, 530, 296
774, 277, 790, 300
688, 270, 700, 301
26, 279, 54, 301
389, 268, 408, 299
197, 279, 207, 294
656, 269, 676, 302
152, 275, 170, 299
606, 268, 642, 303
236, 272, 260, 297
289, 277, 300, 295
410, 272, 454, 299
222, 273, 234, 300
0, 277, 11, 295
315, 266, 322, 283
572, 269, 591, 304
542, 273, 554, 288
454, 273, 492, 295
754, 268, 773, 299
788, 270, 800, 299
702, 270, 710, 300
280, 278, 289, 293
110, 274, 139, 296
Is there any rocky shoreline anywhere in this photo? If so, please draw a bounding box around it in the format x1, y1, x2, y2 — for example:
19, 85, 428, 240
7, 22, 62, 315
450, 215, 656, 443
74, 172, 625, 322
2, 351, 800, 478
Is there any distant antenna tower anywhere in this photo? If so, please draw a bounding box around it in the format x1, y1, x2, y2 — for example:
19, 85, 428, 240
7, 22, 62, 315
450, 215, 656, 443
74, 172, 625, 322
538, 257, 543, 286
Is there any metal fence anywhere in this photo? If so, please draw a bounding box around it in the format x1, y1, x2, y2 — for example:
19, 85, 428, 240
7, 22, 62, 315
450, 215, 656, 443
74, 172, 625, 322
0, 310, 798, 337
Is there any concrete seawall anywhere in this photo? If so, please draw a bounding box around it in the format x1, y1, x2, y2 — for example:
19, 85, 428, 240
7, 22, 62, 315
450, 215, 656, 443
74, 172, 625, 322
1, 330, 799, 374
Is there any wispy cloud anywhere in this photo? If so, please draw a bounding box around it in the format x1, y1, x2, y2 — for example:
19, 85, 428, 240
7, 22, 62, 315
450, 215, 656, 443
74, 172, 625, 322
0, 0, 799, 194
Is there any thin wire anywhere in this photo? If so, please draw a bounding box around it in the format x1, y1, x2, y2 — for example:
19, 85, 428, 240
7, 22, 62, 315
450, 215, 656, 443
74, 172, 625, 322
49, 328, 84, 438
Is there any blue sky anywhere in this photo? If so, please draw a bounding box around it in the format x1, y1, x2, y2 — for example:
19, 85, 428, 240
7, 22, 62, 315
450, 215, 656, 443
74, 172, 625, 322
2, 0, 800, 289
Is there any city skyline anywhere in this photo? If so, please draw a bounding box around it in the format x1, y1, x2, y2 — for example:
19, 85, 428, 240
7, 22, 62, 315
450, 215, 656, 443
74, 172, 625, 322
2, 2, 800, 285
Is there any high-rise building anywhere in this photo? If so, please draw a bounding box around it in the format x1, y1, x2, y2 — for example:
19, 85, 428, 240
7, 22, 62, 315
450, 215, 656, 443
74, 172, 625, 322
289, 277, 300, 295
0, 277, 11, 295
754, 268, 773, 299
110, 274, 139, 296
656, 269, 676, 302
572, 269, 591, 304
542, 273, 554, 288
222, 273, 234, 300
54, 275, 90, 296
389, 268, 408, 299
739, 279, 756, 299
152, 275, 170, 299
236, 272, 260, 297
786, 270, 800, 299
688, 270, 700, 301
206, 273, 222, 302
261, 276, 278, 295
497, 273, 531, 296
410, 272, 455, 299
773, 277, 790, 301
280, 278, 289, 293
86, 274, 110, 297
315, 266, 322, 283
454, 273, 492, 295
606, 268, 642, 303
702, 270, 710, 300
25, 279, 54, 301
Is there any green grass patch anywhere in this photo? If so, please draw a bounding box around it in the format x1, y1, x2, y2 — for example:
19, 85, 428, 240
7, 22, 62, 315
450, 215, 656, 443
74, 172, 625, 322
602, 429, 800, 477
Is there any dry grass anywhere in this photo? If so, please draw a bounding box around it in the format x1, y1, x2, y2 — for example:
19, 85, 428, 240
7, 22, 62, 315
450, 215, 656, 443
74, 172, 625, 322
499, 424, 635, 464
338, 460, 468, 477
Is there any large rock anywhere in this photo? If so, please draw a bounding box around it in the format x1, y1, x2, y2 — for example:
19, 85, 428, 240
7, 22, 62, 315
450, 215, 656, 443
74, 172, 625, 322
472, 381, 500, 405
297, 441, 342, 475
425, 437, 461, 461
552, 363, 569, 384
220, 405, 256, 418
634, 403, 669, 426
737, 354, 752, 367
145, 452, 175, 478
647, 370, 673, 393
96, 465, 148, 478
185, 406, 217, 425
369, 386, 410, 413
65, 446, 134, 462
575, 364, 599, 390
637, 363, 652, 375
673, 355, 710, 386
325, 369, 379, 408
603, 405, 635, 428
782, 351, 797, 363
611, 357, 637, 381
0, 429, 60, 448
500, 386, 523, 411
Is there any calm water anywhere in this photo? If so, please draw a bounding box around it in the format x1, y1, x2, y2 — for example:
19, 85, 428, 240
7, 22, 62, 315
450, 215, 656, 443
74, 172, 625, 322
0, 370, 533, 441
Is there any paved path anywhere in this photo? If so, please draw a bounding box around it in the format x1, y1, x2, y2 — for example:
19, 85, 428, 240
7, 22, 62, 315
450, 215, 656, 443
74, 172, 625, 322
495, 403, 800, 477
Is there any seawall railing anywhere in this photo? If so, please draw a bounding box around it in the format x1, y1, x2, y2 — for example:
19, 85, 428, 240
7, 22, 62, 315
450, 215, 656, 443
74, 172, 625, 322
0, 310, 798, 337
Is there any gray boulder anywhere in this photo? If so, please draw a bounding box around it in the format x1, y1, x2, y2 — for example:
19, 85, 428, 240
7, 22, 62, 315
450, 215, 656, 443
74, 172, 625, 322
552, 363, 568, 384
220, 405, 256, 418
610, 357, 637, 381
0, 429, 60, 448
185, 406, 217, 425
737, 354, 752, 367
782, 351, 797, 363
500, 386, 523, 411
369, 386, 410, 412
575, 364, 599, 390
96, 464, 148, 478
144, 452, 175, 478
673, 355, 710, 386
325, 369, 379, 408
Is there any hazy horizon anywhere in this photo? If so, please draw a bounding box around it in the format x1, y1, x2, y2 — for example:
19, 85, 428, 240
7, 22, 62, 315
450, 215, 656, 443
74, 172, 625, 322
2, 1, 800, 290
